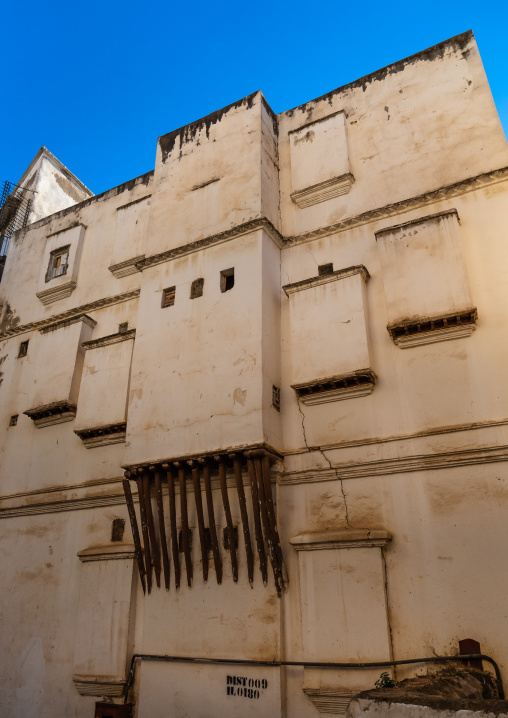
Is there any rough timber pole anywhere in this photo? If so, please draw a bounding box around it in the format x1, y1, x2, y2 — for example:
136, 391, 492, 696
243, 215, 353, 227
164, 463, 180, 590
199, 459, 222, 584
122, 474, 146, 594
154, 466, 170, 590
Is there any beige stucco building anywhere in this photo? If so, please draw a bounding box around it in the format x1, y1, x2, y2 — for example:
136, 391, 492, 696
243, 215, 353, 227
1, 30, 508, 718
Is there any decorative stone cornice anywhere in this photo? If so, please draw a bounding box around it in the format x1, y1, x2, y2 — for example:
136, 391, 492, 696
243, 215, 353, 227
387, 308, 477, 348
281, 444, 508, 485
0, 478, 126, 519
285, 166, 508, 246
82, 330, 135, 350
122, 442, 283, 473
23, 400, 77, 428
0, 289, 140, 340
138, 217, 284, 271
72, 675, 128, 697
374, 208, 459, 239
77, 544, 136, 562
39, 313, 96, 334
285, 417, 508, 455
292, 369, 376, 405
291, 529, 392, 550
290, 173, 355, 208
75, 422, 127, 448
303, 688, 356, 715
36, 280, 77, 305
108, 255, 145, 278
283, 265, 369, 296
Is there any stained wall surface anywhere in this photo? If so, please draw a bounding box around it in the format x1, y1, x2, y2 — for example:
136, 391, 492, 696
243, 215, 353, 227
0, 30, 508, 718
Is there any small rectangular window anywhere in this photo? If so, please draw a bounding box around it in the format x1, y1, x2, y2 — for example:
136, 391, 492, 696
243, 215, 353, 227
318, 263, 334, 276
18, 340, 29, 358
223, 526, 239, 551
204, 527, 212, 553
190, 278, 204, 299
9, 415, 18, 427
220, 268, 234, 293
118, 322, 129, 333
111, 518, 125, 542
162, 286, 176, 308
46, 246, 70, 282
178, 529, 193, 552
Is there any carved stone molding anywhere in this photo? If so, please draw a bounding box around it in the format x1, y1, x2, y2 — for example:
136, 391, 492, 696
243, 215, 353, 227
82, 330, 135, 350
0, 478, 125, 519
75, 422, 127, 448
285, 165, 508, 246
24, 400, 77, 428
139, 217, 283, 270
387, 308, 478, 348
291, 529, 392, 551
292, 370, 376, 406
73, 676, 127, 697
39, 313, 96, 334
374, 209, 459, 239
291, 173, 355, 208
303, 688, 356, 715
281, 444, 508, 485
36, 280, 76, 305
77, 544, 136, 562
283, 265, 369, 296
108, 256, 145, 278
0, 289, 140, 340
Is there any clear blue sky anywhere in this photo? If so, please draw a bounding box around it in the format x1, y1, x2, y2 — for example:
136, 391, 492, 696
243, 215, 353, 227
2, 0, 507, 195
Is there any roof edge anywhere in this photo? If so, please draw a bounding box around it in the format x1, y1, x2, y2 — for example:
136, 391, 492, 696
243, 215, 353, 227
281, 30, 475, 116
17, 146, 94, 197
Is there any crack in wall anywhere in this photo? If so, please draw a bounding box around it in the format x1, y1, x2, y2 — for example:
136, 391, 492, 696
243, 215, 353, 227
381, 549, 396, 679
296, 397, 352, 528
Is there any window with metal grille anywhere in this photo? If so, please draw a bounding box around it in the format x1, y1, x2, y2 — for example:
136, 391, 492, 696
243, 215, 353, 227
46, 246, 69, 282
162, 286, 176, 308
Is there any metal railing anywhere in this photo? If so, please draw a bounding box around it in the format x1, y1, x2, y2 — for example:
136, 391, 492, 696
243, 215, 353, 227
0, 180, 33, 259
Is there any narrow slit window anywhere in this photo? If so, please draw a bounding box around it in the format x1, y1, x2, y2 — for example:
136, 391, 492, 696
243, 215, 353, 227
162, 286, 176, 308
9, 415, 18, 427
46, 246, 70, 282
18, 340, 29, 358
272, 385, 281, 412
220, 267, 235, 293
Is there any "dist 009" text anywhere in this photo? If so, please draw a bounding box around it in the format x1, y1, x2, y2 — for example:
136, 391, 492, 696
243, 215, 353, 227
226, 675, 268, 699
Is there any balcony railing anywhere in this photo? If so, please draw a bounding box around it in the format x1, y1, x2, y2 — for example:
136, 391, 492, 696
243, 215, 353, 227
0, 180, 33, 280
